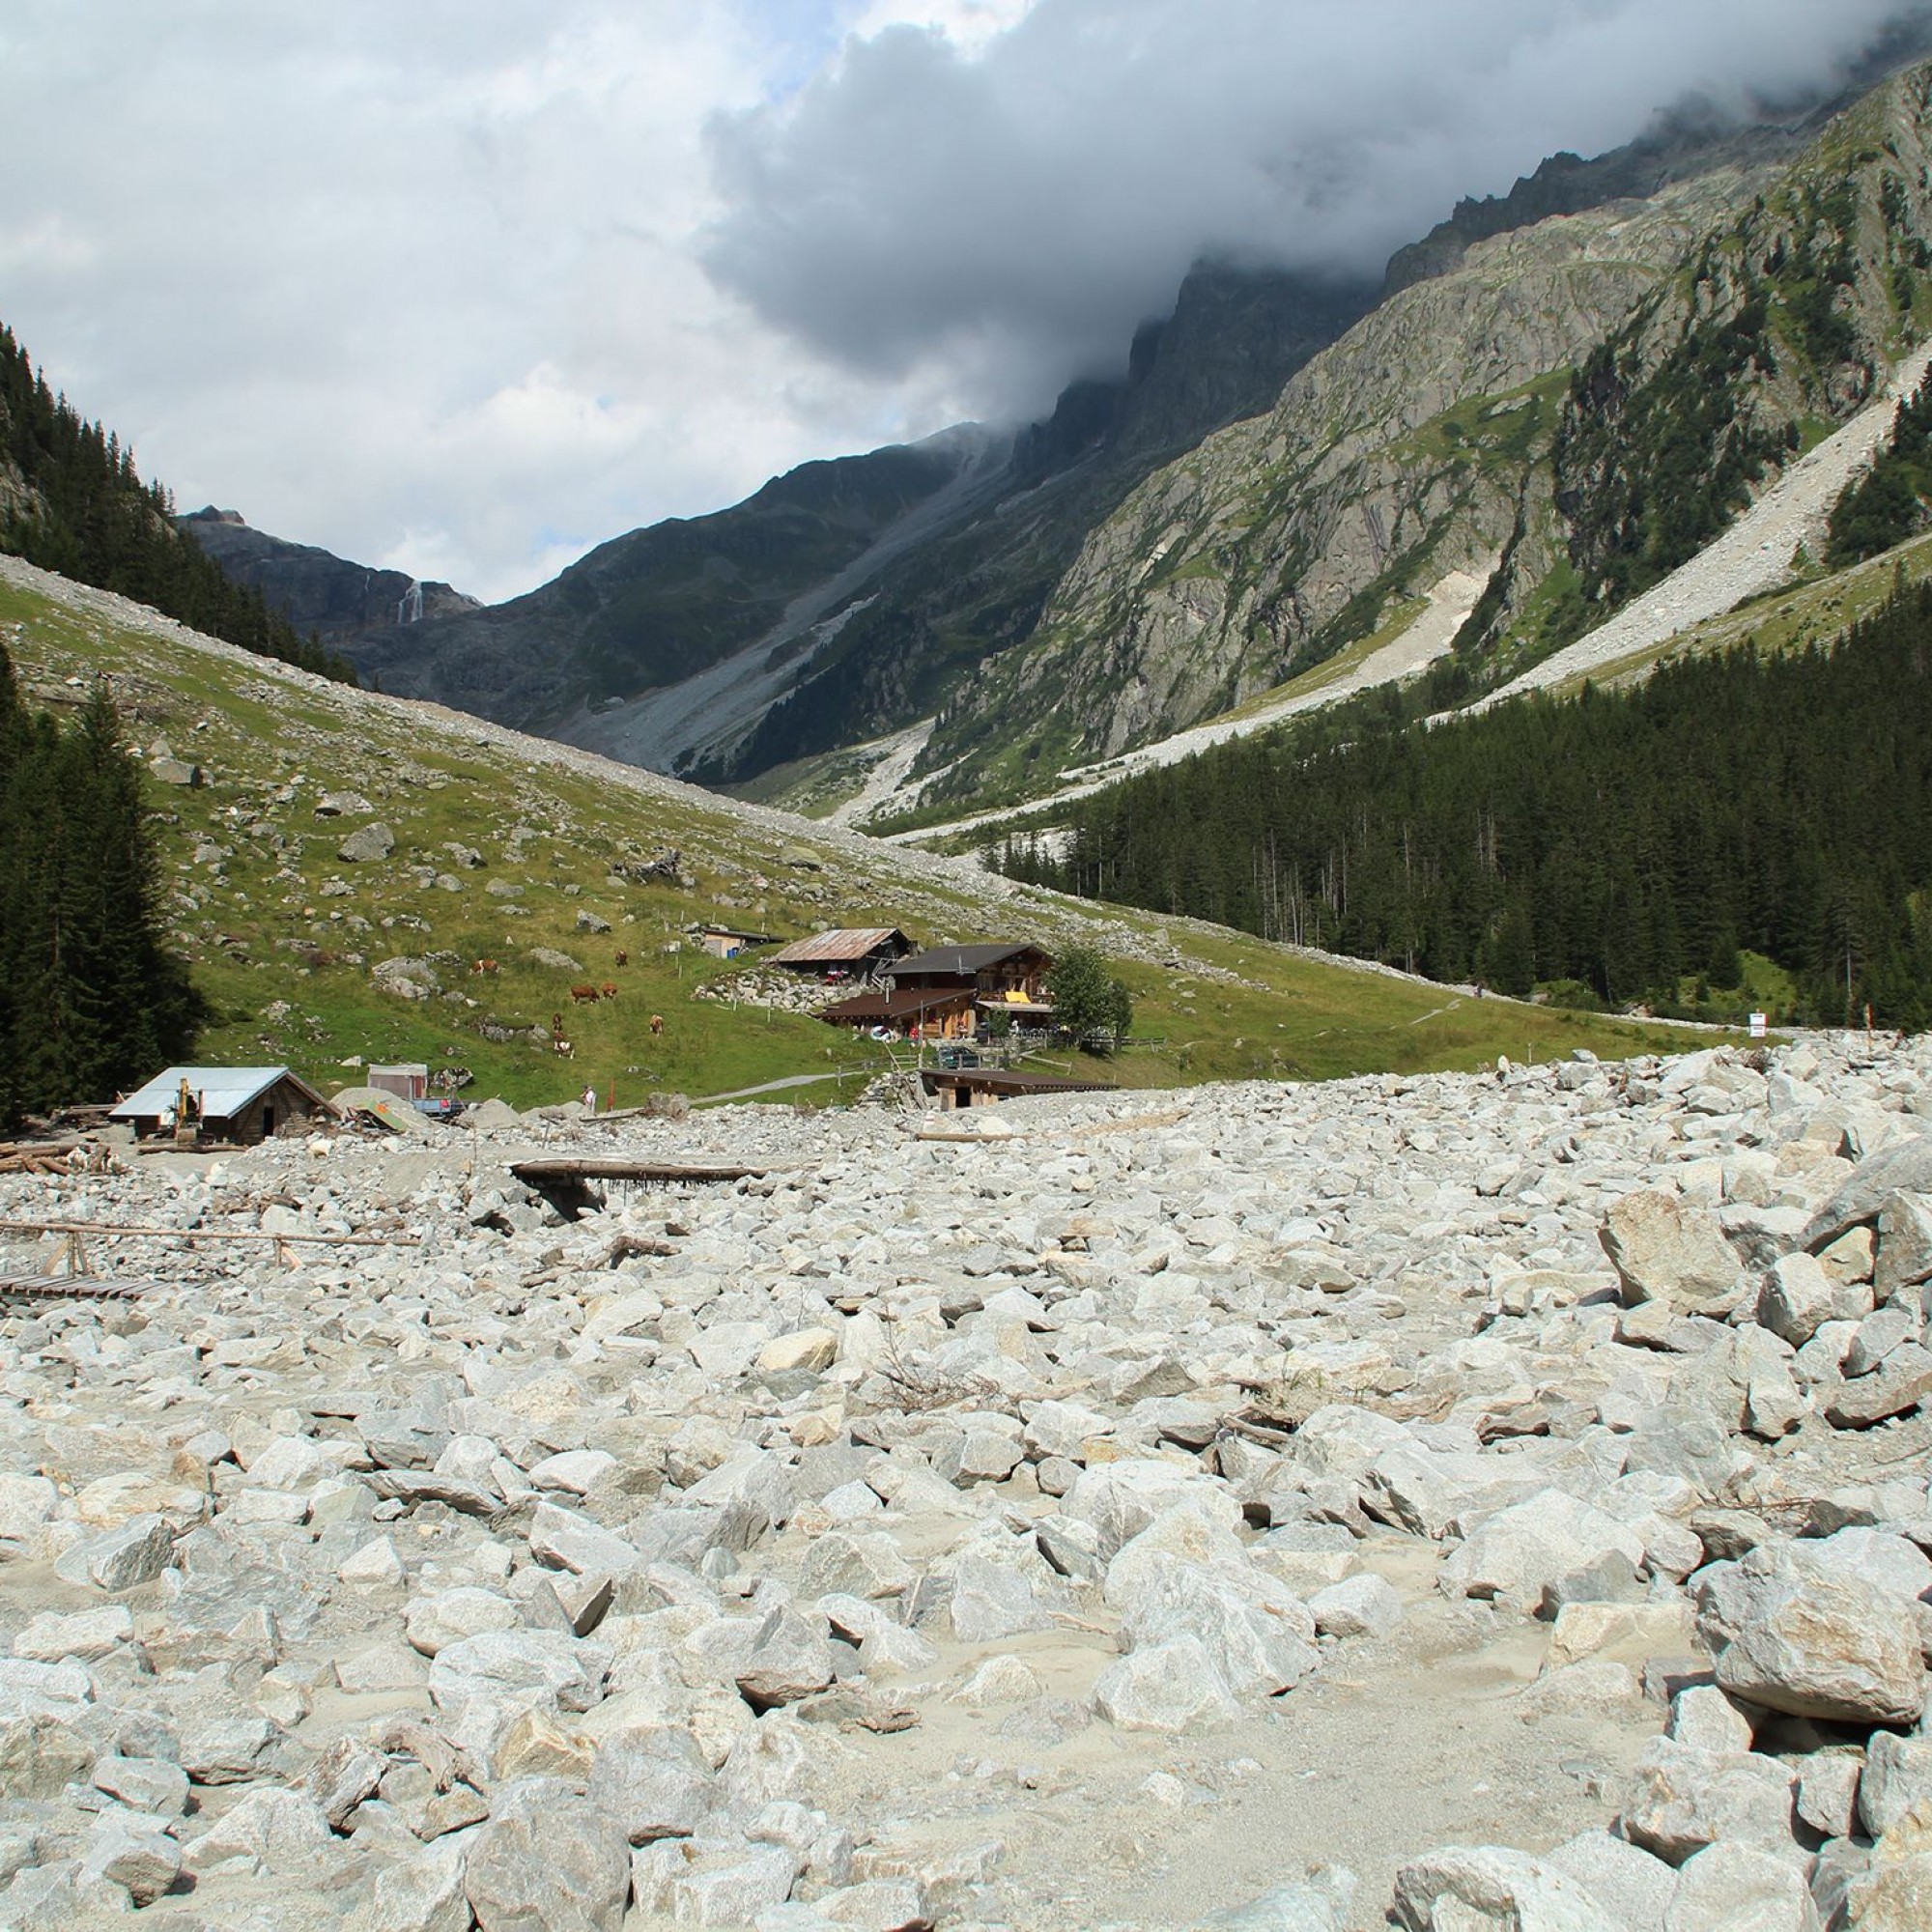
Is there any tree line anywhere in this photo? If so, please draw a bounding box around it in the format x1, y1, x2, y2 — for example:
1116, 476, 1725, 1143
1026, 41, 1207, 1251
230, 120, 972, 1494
0, 641, 205, 1127
997, 581, 1932, 1029
0, 325, 355, 682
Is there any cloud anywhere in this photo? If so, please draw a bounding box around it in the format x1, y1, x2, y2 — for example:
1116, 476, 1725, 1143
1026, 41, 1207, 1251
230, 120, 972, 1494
705, 0, 1929, 414
0, 2, 1924, 605
0, 2, 936, 602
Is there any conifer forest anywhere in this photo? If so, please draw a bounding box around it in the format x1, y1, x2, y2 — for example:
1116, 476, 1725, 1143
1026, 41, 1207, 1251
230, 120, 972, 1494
999, 583, 1932, 1029
0, 642, 205, 1127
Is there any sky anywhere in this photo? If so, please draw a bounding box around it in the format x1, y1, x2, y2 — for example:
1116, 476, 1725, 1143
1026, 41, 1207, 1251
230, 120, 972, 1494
0, 1, 1922, 603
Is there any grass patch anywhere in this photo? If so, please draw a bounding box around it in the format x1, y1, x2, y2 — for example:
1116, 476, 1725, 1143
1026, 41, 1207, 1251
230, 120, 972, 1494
3, 564, 1702, 1107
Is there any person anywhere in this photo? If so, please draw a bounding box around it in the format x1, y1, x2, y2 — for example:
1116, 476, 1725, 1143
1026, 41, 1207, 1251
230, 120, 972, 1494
582, 1082, 597, 1113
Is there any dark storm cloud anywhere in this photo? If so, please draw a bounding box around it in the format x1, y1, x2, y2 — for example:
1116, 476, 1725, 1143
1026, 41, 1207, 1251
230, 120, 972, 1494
704, 0, 1930, 413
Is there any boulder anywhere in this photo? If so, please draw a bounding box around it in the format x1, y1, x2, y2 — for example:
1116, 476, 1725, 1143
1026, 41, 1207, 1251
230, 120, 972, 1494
465, 1776, 631, 1932
1392, 1845, 1620, 1930
1437, 1490, 1646, 1610
1601, 1190, 1746, 1315
338, 820, 397, 863
1617, 1737, 1798, 1865
1710, 1548, 1926, 1725
1662, 1841, 1819, 1932
1092, 1635, 1243, 1732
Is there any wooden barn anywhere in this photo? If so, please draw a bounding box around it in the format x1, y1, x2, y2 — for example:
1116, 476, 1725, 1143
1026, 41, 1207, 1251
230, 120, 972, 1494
768, 927, 918, 980
111, 1066, 331, 1145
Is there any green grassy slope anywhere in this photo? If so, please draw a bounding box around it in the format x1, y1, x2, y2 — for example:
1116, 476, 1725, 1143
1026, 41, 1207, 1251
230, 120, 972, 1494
1, 560, 1696, 1110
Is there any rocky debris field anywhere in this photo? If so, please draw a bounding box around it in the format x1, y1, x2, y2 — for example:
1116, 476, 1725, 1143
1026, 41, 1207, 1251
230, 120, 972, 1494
4, 1038, 1932, 1929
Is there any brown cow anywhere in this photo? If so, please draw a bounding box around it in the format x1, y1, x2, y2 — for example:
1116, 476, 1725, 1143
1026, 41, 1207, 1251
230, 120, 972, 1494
471, 957, 498, 976
600, 982, 618, 1001
569, 984, 600, 1004
649, 1012, 665, 1037
613, 950, 628, 968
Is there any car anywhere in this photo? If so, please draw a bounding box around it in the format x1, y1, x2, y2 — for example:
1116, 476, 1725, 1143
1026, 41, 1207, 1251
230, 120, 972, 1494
411, 1096, 467, 1122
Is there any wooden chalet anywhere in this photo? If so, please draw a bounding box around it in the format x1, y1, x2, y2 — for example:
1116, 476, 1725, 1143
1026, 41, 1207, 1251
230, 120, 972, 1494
768, 927, 917, 980
111, 1066, 331, 1145
819, 941, 1055, 1040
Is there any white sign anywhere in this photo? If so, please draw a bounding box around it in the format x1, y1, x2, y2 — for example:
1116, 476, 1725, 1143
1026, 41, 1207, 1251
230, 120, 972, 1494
1748, 1011, 1768, 1039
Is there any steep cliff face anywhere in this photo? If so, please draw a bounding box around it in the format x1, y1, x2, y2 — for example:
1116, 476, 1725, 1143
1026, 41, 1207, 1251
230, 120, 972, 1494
177, 510, 481, 646
916, 166, 1767, 802
1465, 63, 1932, 670
699, 267, 1376, 785
910, 63, 1932, 813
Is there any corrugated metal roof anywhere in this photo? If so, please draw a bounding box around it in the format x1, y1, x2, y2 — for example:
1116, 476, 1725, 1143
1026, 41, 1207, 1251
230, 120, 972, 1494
769, 927, 912, 966
111, 1066, 327, 1121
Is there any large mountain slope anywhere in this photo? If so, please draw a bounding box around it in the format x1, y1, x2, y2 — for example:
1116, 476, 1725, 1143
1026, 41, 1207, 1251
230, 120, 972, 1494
178, 37, 1932, 821
335, 265, 1376, 779
906, 66, 1932, 813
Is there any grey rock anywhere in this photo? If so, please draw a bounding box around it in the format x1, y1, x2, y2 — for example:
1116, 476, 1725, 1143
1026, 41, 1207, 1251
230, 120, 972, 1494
1758, 1251, 1870, 1347
1092, 1634, 1243, 1732
52, 1514, 173, 1591
466, 1776, 631, 1931
91, 1753, 189, 1816
1861, 1732, 1932, 1839
0, 1710, 93, 1798
1662, 1841, 1819, 1931
1308, 1573, 1402, 1638
1392, 1844, 1621, 1929
1804, 1135, 1932, 1250
737, 1607, 838, 1710
585, 1729, 716, 1843
362, 1838, 472, 1932
1601, 1190, 1746, 1315
1795, 1751, 1863, 1841
1711, 1548, 1926, 1725
339, 820, 398, 863
1189, 1864, 1356, 1929
84, 1815, 181, 1906
1617, 1736, 1798, 1865
1548, 1831, 1677, 1930
1875, 1190, 1932, 1297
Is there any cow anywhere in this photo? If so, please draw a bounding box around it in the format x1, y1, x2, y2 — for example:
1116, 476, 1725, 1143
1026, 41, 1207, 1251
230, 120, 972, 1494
600, 982, 619, 1001
613, 950, 628, 968
471, 957, 498, 976
649, 1012, 665, 1037
569, 984, 601, 1005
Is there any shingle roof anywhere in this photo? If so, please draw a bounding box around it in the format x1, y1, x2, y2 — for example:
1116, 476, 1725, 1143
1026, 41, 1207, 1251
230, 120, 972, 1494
889, 943, 1046, 977
817, 988, 973, 1023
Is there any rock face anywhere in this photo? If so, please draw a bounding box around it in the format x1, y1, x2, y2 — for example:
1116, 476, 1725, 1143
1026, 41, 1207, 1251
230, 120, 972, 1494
4, 1031, 1932, 1926
178, 508, 481, 648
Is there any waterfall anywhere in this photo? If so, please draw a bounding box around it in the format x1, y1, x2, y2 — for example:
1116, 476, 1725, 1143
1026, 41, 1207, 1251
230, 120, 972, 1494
396, 580, 424, 625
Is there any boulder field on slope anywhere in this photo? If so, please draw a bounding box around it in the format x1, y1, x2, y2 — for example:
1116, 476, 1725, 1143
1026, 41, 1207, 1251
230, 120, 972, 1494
2, 1035, 1932, 1928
